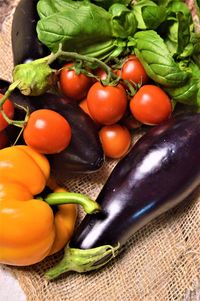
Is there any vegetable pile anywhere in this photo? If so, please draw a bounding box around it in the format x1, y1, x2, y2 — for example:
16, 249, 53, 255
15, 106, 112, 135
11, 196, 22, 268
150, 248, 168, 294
1, 0, 200, 280
6, 0, 200, 159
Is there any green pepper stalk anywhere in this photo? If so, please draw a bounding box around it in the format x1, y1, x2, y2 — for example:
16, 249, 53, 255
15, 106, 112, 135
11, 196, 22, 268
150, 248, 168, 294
45, 191, 100, 214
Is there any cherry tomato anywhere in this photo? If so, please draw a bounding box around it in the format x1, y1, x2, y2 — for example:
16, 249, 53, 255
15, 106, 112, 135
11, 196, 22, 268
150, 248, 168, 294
0, 131, 9, 149
87, 82, 128, 125
59, 63, 93, 101
0, 94, 14, 131
118, 55, 149, 87
23, 109, 71, 154
99, 124, 131, 159
79, 98, 92, 117
130, 85, 172, 125
94, 68, 108, 80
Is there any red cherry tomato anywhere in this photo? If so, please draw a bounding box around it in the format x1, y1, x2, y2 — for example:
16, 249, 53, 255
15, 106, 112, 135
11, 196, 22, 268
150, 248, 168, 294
87, 82, 128, 125
130, 85, 172, 125
99, 124, 131, 159
0, 94, 14, 131
23, 109, 71, 154
79, 98, 101, 129
59, 63, 93, 101
79, 98, 92, 117
0, 131, 9, 149
118, 55, 149, 87
94, 68, 108, 80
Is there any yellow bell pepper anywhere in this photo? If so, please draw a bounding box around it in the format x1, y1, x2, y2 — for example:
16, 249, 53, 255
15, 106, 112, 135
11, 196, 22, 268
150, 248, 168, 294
0, 145, 100, 266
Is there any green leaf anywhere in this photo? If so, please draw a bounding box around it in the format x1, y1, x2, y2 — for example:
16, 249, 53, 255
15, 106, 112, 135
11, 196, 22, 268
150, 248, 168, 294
133, 30, 189, 87
176, 12, 191, 56
37, 0, 81, 19
167, 1, 192, 20
133, 0, 157, 29
109, 3, 137, 38
142, 5, 166, 29
37, 2, 114, 54
165, 61, 200, 106
165, 77, 200, 106
91, 0, 132, 10
158, 1, 192, 57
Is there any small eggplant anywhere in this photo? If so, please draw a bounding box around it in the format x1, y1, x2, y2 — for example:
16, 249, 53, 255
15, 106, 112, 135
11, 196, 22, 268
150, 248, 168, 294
11, 0, 49, 65
33, 93, 105, 180
0, 80, 104, 178
0, 79, 36, 115
45, 113, 200, 279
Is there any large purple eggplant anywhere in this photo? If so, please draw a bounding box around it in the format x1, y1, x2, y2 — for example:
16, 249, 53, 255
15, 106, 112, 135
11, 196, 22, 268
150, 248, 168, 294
0, 79, 104, 179
11, 0, 49, 65
45, 112, 200, 280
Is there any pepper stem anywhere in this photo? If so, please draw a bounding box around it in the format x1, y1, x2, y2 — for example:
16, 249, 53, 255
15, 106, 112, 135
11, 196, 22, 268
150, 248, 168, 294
45, 192, 100, 214
45, 243, 120, 280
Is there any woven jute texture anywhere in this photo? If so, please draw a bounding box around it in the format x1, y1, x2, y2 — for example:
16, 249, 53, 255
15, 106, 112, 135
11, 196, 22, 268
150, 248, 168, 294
0, 3, 200, 301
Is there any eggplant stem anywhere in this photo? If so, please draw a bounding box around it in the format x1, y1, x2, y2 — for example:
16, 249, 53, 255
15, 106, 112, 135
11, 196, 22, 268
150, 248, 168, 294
45, 243, 120, 280
45, 192, 101, 214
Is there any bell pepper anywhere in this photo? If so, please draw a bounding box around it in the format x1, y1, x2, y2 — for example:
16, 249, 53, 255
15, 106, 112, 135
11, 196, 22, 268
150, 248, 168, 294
0, 145, 100, 266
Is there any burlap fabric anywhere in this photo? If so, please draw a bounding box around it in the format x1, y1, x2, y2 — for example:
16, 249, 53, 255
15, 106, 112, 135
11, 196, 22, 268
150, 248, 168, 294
0, 3, 200, 301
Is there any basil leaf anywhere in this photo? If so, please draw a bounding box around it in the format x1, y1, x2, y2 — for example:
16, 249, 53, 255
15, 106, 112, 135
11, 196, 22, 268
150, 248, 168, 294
164, 13, 191, 57
133, 0, 157, 29
165, 61, 200, 106
176, 12, 191, 56
193, 43, 200, 69
37, 2, 114, 54
91, 0, 132, 10
37, 0, 132, 18
167, 1, 192, 20
37, 0, 80, 19
109, 3, 137, 38
149, 0, 173, 4
133, 30, 189, 87
142, 5, 166, 29
165, 77, 200, 106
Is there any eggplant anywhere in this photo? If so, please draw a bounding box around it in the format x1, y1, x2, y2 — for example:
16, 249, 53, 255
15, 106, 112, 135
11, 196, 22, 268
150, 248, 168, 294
0, 80, 104, 177
45, 113, 200, 279
32, 93, 105, 180
11, 0, 49, 65
0, 79, 36, 115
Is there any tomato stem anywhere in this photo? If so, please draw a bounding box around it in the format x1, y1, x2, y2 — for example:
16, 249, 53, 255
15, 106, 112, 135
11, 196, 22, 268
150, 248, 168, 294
45, 191, 101, 214
0, 80, 20, 107
48, 44, 119, 84
0, 80, 29, 128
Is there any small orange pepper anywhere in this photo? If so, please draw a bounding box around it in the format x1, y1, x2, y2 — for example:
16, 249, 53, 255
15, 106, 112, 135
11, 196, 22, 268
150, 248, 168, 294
0, 145, 100, 266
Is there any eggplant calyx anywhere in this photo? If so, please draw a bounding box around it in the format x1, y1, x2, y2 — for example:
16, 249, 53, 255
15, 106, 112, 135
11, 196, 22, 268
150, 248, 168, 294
45, 243, 120, 280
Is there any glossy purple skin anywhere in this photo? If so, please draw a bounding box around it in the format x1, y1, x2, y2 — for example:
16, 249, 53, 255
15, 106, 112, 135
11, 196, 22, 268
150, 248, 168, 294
0, 80, 104, 178
71, 113, 200, 249
31, 93, 105, 178
11, 0, 49, 65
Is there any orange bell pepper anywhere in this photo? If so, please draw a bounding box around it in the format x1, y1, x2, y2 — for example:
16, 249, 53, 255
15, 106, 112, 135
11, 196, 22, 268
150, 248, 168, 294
0, 145, 100, 266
